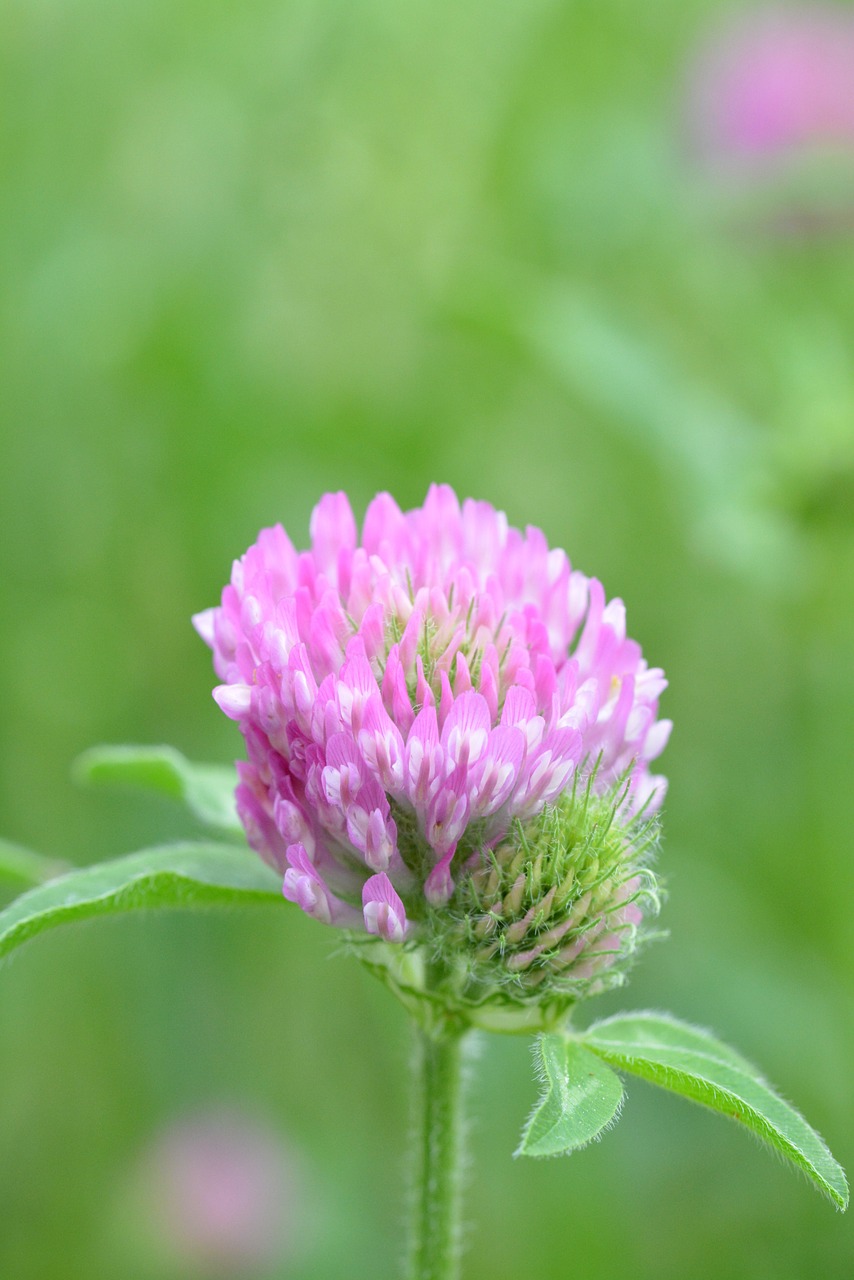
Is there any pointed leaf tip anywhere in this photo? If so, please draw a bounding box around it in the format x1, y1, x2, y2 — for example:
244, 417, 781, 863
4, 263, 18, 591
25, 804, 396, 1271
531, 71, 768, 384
517, 1035, 624, 1159
583, 1011, 848, 1211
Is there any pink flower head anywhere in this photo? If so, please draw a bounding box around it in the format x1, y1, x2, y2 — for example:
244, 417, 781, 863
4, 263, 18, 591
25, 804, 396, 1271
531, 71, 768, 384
195, 487, 670, 949
687, 5, 854, 169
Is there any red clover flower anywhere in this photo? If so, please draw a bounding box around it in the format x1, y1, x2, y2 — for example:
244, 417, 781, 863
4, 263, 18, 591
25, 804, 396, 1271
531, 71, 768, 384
195, 486, 670, 1026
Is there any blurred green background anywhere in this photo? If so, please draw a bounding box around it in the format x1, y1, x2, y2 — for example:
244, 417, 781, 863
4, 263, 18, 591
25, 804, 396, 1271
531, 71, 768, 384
2, 0, 853, 1276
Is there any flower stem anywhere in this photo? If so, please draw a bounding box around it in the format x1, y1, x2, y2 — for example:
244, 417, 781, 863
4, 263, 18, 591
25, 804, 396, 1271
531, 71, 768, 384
407, 1021, 469, 1280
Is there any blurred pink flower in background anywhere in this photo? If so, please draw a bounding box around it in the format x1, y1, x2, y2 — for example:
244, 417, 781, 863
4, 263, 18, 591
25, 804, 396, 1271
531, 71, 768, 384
686, 4, 854, 171
133, 1108, 299, 1278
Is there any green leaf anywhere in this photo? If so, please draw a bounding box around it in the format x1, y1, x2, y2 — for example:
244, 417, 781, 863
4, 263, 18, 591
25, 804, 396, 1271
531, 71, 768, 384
0, 842, 283, 961
583, 1011, 848, 1211
0, 837, 68, 890
517, 1034, 624, 1158
75, 745, 242, 835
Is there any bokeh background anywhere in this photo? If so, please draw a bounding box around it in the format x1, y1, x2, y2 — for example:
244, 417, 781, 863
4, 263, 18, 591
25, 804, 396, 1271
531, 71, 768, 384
2, 1, 854, 1276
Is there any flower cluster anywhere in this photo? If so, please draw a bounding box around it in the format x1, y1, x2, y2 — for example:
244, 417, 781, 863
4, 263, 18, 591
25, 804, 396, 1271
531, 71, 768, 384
195, 487, 669, 1016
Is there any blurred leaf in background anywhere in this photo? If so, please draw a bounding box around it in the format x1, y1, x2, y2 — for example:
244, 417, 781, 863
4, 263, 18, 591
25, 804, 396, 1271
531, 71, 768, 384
1, 0, 853, 1277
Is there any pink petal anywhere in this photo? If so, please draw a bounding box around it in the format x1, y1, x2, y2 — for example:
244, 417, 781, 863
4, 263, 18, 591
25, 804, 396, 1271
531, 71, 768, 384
362, 873, 407, 942
192, 608, 216, 647
470, 724, 526, 818
358, 697, 405, 793
309, 492, 357, 572
441, 690, 490, 770
362, 492, 408, 559
424, 852, 456, 906
213, 684, 253, 720
282, 844, 333, 924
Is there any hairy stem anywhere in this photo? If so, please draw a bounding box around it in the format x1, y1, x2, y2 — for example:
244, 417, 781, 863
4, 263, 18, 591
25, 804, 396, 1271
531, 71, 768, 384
407, 1022, 470, 1280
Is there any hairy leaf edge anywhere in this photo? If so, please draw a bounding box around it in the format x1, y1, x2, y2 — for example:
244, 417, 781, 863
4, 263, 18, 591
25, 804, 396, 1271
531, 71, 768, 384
584, 1040, 848, 1211
516, 1035, 625, 1159
0, 845, 283, 963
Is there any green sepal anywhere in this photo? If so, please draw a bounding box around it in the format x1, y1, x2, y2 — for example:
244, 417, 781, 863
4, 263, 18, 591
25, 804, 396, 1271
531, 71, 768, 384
74, 745, 242, 835
516, 1033, 624, 1158
583, 1011, 848, 1211
0, 842, 283, 961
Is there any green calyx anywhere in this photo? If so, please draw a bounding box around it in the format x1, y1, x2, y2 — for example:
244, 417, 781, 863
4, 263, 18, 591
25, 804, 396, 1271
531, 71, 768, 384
353, 774, 663, 1033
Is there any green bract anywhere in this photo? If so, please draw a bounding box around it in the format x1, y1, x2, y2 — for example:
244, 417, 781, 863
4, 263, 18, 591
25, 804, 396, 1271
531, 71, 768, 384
355, 775, 661, 1032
